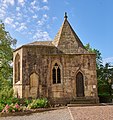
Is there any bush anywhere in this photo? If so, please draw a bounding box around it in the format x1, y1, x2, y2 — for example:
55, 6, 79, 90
98, 93, 112, 103
27, 98, 48, 109
0, 103, 5, 112
2, 103, 22, 113
24, 99, 32, 107
0, 88, 13, 100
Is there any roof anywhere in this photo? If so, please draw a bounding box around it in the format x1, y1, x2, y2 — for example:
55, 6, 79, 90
52, 13, 88, 54
26, 41, 54, 46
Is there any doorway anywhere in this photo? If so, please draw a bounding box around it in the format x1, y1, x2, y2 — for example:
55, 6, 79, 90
76, 72, 84, 97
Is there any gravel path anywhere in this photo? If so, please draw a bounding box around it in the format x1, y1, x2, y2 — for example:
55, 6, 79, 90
0, 108, 72, 120
68, 106, 113, 120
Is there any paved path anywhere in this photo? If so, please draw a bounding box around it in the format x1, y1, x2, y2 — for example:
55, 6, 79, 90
68, 106, 113, 120
1, 106, 113, 120
1, 108, 71, 120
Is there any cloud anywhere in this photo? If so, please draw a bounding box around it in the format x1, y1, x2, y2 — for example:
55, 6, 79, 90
31, 0, 36, 6
37, 14, 48, 26
30, 1, 49, 11
32, 14, 38, 19
4, 17, 14, 24
33, 30, 51, 41
3, 0, 15, 6
42, 0, 48, 3
0, 1, 8, 18
16, 23, 27, 31
0, 8, 6, 18
41, 6, 49, 10
30, 0, 39, 10
16, 7, 20, 11
0, 0, 51, 43
18, 0, 25, 6
103, 57, 113, 65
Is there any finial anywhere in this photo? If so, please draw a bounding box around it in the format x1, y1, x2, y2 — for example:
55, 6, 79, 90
64, 12, 68, 19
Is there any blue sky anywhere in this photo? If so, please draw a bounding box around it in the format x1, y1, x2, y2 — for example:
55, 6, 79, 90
0, 0, 113, 65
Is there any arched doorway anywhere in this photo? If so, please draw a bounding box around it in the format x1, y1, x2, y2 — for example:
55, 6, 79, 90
76, 72, 84, 97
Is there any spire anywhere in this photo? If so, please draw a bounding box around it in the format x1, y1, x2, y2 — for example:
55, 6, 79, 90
52, 13, 88, 54
64, 12, 68, 19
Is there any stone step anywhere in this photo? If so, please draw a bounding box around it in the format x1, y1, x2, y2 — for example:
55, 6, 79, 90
70, 98, 96, 104
67, 103, 102, 107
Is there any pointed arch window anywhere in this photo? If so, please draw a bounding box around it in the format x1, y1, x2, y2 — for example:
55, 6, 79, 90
15, 54, 20, 83
52, 63, 61, 84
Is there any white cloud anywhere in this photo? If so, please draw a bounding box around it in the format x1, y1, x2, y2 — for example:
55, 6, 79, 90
0, 8, 6, 18
37, 14, 48, 26
32, 15, 38, 19
17, 12, 22, 17
0, 1, 8, 18
16, 7, 20, 11
31, 0, 36, 6
16, 23, 27, 31
103, 57, 113, 65
42, 0, 48, 3
3, 0, 15, 6
0, 0, 51, 43
4, 17, 14, 24
33, 30, 51, 41
43, 14, 48, 19
41, 6, 49, 10
37, 20, 43, 26
15, 22, 19, 25
18, 0, 25, 6
30, 0, 40, 10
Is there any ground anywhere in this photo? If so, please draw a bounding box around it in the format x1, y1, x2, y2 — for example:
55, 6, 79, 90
1, 106, 113, 120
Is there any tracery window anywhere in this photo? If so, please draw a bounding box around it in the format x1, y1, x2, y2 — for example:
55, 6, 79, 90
52, 63, 61, 84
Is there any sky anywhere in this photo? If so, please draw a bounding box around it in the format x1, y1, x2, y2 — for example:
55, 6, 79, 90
0, 0, 113, 65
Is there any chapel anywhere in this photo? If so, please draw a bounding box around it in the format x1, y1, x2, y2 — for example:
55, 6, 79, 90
13, 13, 98, 104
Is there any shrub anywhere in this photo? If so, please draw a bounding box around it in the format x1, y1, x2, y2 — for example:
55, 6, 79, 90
27, 98, 48, 109
0, 88, 13, 100
24, 99, 32, 107
1, 103, 22, 113
0, 103, 5, 112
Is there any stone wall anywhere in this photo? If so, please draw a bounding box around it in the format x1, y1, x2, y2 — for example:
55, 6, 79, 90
14, 46, 98, 104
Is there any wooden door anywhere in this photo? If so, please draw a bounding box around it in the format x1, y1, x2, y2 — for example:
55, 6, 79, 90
76, 72, 84, 97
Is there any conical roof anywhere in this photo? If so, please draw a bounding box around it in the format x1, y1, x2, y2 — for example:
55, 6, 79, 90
52, 13, 88, 54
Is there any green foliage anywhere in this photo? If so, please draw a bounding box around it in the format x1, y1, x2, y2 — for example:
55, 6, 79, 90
0, 22, 17, 110
85, 43, 113, 100
0, 103, 5, 112
2, 103, 22, 113
0, 22, 16, 90
85, 43, 102, 69
24, 99, 32, 107
0, 88, 13, 101
27, 98, 48, 109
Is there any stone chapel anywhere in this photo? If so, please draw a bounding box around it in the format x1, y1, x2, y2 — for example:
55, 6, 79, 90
13, 13, 98, 104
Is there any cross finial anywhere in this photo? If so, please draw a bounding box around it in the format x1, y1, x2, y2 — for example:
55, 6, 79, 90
64, 12, 68, 19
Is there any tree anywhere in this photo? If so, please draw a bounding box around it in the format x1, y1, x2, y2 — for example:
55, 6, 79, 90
98, 63, 113, 96
85, 43, 113, 102
85, 43, 102, 69
0, 22, 16, 90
